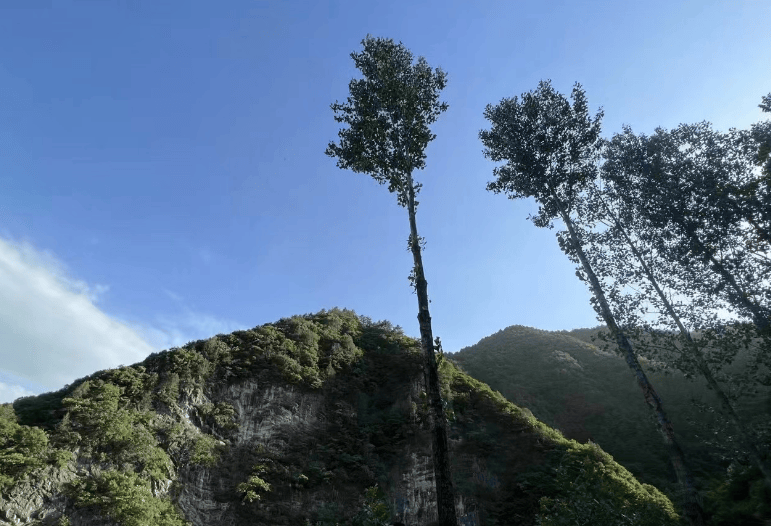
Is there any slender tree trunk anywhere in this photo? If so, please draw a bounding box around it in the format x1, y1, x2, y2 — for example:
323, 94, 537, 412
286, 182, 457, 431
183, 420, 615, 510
404, 169, 457, 526
597, 190, 771, 491
550, 185, 707, 526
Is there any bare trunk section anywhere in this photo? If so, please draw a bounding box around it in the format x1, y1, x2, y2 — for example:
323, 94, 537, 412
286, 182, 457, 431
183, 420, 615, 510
550, 185, 707, 526
404, 169, 457, 526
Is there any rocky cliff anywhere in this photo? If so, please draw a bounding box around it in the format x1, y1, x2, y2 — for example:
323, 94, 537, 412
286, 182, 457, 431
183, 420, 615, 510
1, 308, 683, 525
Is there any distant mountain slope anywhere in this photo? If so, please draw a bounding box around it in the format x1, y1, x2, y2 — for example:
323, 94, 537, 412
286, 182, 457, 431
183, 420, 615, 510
449, 323, 771, 521
556, 325, 607, 346
0, 309, 683, 526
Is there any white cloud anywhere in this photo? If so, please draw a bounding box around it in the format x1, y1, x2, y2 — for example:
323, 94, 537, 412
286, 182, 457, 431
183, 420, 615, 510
0, 370, 46, 405
0, 236, 249, 405
0, 382, 38, 405
162, 288, 182, 303
0, 236, 156, 403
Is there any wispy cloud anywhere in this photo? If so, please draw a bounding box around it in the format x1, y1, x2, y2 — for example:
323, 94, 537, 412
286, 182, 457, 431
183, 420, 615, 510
0, 236, 156, 403
123, 297, 248, 353
161, 288, 247, 344
0, 236, 245, 405
162, 288, 183, 303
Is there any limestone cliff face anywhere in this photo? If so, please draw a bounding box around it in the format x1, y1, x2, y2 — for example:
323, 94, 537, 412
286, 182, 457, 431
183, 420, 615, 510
1, 461, 119, 526
1, 309, 684, 526
167, 352, 466, 526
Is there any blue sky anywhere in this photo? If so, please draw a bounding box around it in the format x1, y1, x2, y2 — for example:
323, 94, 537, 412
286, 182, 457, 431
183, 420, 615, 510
0, 0, 768, 403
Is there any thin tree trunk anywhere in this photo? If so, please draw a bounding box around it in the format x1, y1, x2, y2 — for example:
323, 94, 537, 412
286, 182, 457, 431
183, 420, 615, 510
405, 169, 457, 526
550, 185, 707, 526
596, 190, 771, 491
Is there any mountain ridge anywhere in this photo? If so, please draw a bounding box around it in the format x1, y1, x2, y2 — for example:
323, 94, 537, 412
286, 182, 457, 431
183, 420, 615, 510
1, 308, 683, 526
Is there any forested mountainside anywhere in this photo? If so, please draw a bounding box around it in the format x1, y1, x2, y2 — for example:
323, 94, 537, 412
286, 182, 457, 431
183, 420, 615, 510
451, 324, 771, 526
0, 308, 684, 526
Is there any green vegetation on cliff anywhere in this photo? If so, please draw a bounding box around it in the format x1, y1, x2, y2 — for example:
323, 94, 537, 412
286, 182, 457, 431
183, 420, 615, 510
1, 308, 688, 525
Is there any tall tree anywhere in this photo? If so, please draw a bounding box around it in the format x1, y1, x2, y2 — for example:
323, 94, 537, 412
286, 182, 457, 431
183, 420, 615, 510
760, 93, 771, 113
628, 123, 771, 331
325, 35, 457, 525
478, 79, 707, 526
578, 108, 771, 491
573, 149, 771, 491
599, 123, 771, 333
592, 121, 771, 418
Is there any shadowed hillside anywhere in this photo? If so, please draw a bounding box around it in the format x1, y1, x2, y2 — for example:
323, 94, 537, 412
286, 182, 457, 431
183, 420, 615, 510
450, 324, 771, 525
